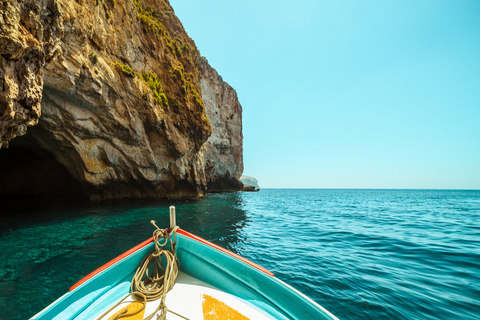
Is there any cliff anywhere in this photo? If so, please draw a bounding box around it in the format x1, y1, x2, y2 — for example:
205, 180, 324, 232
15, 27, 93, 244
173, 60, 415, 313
200, 57, 243, 192
0, 0, 243, 200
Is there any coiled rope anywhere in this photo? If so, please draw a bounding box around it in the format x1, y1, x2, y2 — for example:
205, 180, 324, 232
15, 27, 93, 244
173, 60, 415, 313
97, 221, 188, 320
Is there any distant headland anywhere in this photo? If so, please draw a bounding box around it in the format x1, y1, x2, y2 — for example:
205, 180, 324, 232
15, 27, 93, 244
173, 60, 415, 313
240, 176, 260, 192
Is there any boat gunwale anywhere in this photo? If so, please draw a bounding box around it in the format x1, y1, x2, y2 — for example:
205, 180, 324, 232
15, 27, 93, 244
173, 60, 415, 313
177, 228, 274, 276
69, 228, 273, 292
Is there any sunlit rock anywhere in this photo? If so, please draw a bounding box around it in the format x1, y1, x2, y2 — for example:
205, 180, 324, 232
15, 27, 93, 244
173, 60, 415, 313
0, 0, 243, 200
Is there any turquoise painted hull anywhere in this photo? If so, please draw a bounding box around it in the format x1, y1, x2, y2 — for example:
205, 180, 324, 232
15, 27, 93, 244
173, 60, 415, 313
31, 229, 338, 320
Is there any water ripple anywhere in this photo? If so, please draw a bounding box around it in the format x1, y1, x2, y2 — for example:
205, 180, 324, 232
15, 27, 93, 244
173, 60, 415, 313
1, 189, 479, 320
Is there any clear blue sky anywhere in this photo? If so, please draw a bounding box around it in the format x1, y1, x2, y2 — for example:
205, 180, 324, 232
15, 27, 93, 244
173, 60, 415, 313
170, 0, 480, 189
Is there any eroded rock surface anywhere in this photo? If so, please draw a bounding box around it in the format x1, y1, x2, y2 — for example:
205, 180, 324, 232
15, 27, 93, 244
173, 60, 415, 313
200, 57, 243, 192
0, 0, 243, 199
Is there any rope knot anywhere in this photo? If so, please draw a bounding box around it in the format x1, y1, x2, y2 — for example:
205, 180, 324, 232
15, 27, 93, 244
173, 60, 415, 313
97, 224, 183, 320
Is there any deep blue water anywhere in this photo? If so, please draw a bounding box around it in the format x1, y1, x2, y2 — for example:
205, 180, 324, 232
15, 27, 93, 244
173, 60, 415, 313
0, 189, 479, 320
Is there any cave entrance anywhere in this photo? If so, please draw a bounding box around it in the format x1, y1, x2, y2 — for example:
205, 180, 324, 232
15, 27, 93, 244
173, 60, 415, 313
0, 135, 84, 199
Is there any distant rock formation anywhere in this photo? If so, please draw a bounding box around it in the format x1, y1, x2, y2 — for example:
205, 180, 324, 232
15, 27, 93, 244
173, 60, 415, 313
0, 0, 243, 200
240, 175, 260, 191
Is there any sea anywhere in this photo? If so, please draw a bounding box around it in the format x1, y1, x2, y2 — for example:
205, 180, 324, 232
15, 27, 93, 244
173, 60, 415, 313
0, 189, 479, 320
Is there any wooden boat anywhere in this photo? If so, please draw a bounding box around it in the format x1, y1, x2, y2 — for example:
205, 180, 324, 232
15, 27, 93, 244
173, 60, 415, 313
31, 207, 338, 320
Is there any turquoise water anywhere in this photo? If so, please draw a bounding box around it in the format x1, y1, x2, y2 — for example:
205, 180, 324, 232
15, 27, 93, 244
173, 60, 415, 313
1, 189, 479, 320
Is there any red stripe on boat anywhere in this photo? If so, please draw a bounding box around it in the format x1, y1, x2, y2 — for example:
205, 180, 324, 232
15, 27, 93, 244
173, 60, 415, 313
177, 228, 274, 277
69, 237, 154, 291
69, 228, 274, 291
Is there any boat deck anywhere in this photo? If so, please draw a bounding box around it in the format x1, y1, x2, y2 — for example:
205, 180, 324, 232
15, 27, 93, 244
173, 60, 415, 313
93, 272, 272, 320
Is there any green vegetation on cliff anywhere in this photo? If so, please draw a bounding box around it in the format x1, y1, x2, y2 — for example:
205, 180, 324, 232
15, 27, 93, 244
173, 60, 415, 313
134, 0, 167, 40
112, 62, 134, 77
113, 62, 168, 109
143, 72, 169, 108
169, 65, 204, 110
89, 51, 98, 64
129, 0, 211, 131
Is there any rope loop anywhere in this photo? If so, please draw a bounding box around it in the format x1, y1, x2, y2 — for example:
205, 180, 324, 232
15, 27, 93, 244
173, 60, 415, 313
97, 222, 185, 320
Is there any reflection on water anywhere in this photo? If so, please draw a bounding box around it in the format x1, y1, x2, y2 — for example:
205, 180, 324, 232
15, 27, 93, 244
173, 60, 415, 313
174, 193, 250, 252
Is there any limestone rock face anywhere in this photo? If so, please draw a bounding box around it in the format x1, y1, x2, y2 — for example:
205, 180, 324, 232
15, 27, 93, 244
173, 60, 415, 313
199, 57, 243, 192
0, 0, 243, 199
0, 0, 47, 149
